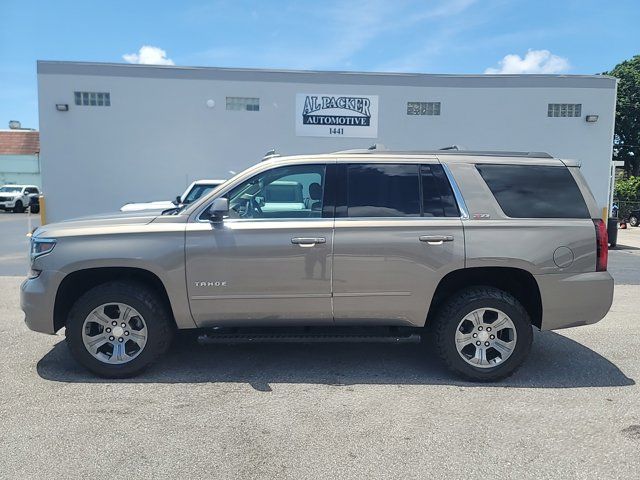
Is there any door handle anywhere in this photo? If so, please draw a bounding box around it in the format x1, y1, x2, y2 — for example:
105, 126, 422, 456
291, 237, 326, 247
419, 235, 454, 245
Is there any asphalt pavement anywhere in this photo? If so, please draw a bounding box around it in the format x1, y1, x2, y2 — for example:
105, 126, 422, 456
1, 217, 639, 479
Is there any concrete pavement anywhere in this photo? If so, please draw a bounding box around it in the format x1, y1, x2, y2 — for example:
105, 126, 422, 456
0, 221, 639, 479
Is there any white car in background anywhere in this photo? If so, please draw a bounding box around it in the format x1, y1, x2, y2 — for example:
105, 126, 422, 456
121, 179, 226, 212
0, 185, 40, 213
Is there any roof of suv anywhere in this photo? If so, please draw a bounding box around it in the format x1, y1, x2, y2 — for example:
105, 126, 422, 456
260, 149, 567, 167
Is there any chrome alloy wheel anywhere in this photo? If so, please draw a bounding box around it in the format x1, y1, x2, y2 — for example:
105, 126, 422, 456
81, 303, 148, 364
455, 308, 517, 369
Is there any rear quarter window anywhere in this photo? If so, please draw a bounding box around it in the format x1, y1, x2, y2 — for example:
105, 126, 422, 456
476, 164, 590, 219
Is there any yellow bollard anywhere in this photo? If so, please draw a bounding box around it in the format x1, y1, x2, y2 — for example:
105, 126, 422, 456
39, 194, 47, 225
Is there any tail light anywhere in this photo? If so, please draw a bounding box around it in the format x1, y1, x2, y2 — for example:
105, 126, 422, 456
593, 219, 608, 271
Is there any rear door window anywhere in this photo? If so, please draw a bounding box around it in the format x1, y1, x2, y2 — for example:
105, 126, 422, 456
421, 165, 459, 217
344, 163, 459, 218
476, 164, 589, 218
347, 164, 420, 217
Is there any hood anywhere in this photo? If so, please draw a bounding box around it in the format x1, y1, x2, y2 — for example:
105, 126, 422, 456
33, 210, 167, 238
0, 191, 21, 198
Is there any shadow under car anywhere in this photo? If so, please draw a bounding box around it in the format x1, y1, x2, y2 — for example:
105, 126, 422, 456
36, 330, 634, 391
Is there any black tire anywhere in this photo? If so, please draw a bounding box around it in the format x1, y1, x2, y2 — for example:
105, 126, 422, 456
30, 205, 40, 214
13, 200, 24, 213
630, 216, 639, 227
65, 281, 174, 378
432, 286, 533, 382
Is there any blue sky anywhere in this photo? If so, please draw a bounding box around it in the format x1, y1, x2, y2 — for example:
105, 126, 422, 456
1, 0, 638, 129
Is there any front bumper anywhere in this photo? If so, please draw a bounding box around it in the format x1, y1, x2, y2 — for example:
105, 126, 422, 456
536, 271, 614, 330
0, 200, 17, 209
20, 270, 65, 334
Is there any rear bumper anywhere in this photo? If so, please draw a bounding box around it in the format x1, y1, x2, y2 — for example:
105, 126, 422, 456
536, 271, 614, 330
20, 270, 64, 334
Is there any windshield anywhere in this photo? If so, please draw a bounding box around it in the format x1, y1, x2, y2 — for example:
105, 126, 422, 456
0, 186, 22, 193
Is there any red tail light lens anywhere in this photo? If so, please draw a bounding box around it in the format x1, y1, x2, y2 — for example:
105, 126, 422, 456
593, 219, 608, 272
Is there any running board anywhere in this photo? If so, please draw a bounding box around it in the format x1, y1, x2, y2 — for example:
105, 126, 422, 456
197, 331, 421, 345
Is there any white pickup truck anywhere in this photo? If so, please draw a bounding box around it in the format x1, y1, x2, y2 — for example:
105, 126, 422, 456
121, 179, 226, 212
0, 184, 40, 213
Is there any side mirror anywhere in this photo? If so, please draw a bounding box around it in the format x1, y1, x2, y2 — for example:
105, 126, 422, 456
204, 197, 229, 222
173, 196, 181, 206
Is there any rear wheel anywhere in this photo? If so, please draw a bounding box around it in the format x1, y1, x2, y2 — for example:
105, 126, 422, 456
432, 287, 533, 382
630, 215, 639, 227
13, 200, 24, 213
65, 281, 174, 378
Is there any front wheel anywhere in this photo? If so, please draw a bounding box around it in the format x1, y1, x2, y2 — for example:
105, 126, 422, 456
432, 287, 533, 382
66, 281, 174, 378
629, 216, 639, 227
13, 200, 24, 213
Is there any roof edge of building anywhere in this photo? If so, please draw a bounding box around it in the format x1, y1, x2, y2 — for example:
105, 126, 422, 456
36, 60, 617, 89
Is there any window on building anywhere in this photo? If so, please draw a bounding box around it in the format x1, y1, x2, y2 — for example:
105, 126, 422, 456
407, 101, 441, 116
74, 91, 111, 107
476, 164, 590, 218
547, 103, 581, 117
226, 97, 260, 111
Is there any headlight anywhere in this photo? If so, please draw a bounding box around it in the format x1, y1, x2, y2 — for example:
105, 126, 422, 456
31, 237, 56, 260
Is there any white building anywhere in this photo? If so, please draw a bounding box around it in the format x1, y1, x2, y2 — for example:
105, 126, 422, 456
37, 61, 617, 222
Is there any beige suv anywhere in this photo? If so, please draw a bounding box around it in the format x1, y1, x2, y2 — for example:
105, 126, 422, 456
21, 150, 614, 381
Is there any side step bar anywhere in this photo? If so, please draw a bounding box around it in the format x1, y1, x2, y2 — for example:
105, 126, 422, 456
197, 329, 421, 345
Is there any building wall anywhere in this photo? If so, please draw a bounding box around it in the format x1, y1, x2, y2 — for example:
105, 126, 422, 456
0, 154, 41, 187
38, 63, 617, 222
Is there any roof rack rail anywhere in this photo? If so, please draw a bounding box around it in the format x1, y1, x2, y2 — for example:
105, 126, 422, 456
332, 143, 387, 154
262, 149, 281, 161
333, 149, 553, 159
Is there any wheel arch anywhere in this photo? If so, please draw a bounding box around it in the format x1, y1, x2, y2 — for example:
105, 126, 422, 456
427, 267, 543, 329
54, 267, 177, 332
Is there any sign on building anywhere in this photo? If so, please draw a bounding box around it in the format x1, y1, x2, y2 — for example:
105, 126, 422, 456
295, 93, 379, 138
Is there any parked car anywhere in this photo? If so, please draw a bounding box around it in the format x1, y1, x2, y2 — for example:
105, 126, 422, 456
21, 150, 613, 381
628, 209, 639, 227
120, 179, 226, 212
28, 194, 40, 214
0, 185, 40, 213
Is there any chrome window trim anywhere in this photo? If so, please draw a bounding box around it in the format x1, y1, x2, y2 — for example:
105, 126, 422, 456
195, 215, 329, 225
192, 159, 467, 222
442, 163, 469, 219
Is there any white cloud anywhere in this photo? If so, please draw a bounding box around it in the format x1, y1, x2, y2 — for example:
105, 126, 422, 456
122, 45, 175, 65
485, 49, 569, 74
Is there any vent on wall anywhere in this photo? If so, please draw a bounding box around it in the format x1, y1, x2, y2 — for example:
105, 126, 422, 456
226, 97, 260, 111
547, 103, 581, 117
74, 91, 111, 107
407, 101, 441, 116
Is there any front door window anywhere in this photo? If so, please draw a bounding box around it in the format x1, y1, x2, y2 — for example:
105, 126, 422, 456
227, 165, 326, 219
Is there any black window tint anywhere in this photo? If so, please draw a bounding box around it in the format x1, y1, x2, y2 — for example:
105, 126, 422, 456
421, 165, 459, 217
476, 164, 589, 218
347, 164, 420, 217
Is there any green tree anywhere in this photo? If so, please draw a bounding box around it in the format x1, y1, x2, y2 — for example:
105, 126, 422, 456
614, 176, 640, 201
604, 55, 640, 176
